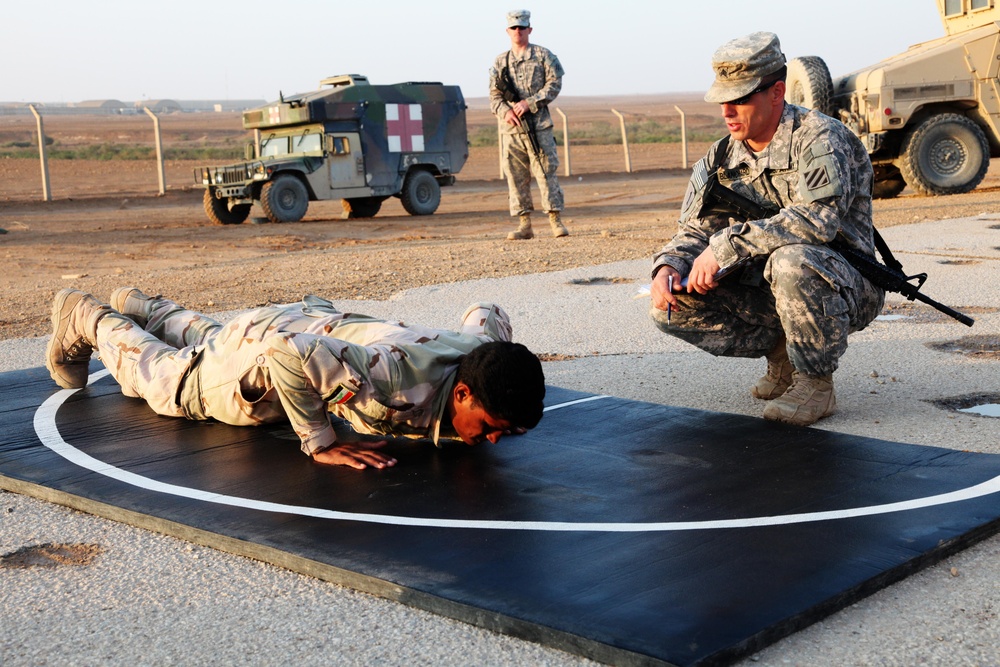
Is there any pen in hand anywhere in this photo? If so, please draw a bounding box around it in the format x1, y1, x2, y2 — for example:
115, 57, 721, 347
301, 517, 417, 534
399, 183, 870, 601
667, 275, 673, 325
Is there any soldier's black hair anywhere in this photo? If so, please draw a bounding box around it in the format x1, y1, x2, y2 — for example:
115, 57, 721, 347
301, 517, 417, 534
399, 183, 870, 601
456, 341, 545, 429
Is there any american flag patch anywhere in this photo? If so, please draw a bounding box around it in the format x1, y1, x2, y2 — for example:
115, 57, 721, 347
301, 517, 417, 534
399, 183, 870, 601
691, 160, 709, 192
803, 166, 831, 190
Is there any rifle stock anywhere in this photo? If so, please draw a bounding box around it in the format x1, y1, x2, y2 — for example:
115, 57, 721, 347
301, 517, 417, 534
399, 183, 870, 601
701, 174, 974, 327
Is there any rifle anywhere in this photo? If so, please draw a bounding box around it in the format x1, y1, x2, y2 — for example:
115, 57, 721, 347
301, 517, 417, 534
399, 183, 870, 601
497, 58, 542, 161
701, 173, 975, 327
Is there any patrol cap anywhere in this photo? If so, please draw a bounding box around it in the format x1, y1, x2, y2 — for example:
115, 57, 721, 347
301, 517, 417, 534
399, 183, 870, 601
704, 31, 786, 104
507, 9, 530, 28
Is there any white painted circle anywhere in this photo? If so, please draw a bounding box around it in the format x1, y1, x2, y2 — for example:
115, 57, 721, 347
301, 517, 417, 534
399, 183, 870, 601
32, 370, 1000, 532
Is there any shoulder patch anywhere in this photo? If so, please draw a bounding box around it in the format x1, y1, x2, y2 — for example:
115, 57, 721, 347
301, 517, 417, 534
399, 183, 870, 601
797, 143, 842, 202
680, 158, 711, 221
803, 165, 831, 191
690, 157, 710, 192
326, 384, 356, 405
811, 139, 834, 157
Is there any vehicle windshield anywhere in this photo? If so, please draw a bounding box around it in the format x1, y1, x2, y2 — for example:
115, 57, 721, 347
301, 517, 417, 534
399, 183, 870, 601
293, 131, 322, 153
260, 131, 323, 158
259, 135, 285, 158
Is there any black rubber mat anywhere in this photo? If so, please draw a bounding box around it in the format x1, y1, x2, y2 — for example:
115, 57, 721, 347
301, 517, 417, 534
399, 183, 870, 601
3, 364, 1000, 666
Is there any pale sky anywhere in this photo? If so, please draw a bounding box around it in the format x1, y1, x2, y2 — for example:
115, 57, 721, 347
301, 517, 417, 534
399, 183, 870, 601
9, 0, 945, 104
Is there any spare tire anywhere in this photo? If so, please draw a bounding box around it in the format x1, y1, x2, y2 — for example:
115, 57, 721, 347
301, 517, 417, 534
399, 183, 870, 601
785, 56, 834, 117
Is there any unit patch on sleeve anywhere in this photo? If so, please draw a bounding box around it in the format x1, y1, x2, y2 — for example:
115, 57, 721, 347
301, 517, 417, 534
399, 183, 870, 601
803, 166, 831, 191
797, 141, 842, 202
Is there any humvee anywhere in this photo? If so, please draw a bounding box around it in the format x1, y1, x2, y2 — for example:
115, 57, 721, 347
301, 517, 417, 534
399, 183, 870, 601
195, 75, 468, 224
785, 0, 1000, 197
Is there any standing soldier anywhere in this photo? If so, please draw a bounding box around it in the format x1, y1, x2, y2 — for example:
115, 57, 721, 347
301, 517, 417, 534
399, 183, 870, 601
489, 9, 568, 240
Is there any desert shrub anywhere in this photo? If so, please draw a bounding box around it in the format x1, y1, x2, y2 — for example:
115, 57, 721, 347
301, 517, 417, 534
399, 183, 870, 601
469, 125, 498, 148
469, 113, 727, 148
499, 118, 724, 146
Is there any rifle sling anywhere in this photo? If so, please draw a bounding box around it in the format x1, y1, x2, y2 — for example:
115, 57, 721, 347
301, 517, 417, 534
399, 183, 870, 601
699, 136, 971, 325
503, 52, 541, 157
706, 135, 905, 273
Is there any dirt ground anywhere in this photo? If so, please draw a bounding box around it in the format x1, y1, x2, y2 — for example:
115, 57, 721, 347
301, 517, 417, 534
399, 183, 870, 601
3, 102, 1000, 341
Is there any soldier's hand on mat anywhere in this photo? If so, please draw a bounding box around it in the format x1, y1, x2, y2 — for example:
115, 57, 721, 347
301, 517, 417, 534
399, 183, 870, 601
504, 427, 528, 436
650, 267, 681, 312
687, 248, 720, 295
312, 442, 396, 470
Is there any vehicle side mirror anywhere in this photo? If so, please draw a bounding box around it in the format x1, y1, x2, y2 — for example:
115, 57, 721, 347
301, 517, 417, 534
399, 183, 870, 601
245, 143, 256, 161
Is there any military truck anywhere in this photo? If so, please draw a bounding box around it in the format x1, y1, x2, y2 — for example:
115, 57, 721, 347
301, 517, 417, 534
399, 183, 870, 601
195, 75, 468, 224
785, 0, 1000, 198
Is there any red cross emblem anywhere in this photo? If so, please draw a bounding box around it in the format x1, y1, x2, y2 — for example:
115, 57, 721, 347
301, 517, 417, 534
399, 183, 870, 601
268, 106, 281, 125
386, 104, 424, 152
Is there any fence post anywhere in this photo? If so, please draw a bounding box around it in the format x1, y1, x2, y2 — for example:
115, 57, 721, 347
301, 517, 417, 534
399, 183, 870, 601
555, 107, 571, 177
611, 109, 632, 173
142, 107, 167, 195
497, 125, 505, 179
674, 105, 688, 170
28, 105, 52, 202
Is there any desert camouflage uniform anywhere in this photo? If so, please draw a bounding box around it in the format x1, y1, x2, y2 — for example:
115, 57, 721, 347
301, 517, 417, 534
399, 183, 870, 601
489, 44, 565, 216
649, 103, 885, 377
95, 296, 512, 456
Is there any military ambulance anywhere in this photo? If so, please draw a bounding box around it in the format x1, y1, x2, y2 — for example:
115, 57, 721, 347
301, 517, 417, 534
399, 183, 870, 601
785, 0, 1000, 197
195, 75, 468, 223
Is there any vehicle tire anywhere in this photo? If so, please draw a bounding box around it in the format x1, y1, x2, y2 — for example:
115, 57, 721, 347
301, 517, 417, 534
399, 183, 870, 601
261, 174, 309, 223
872, 177, 906, 199
400, 170, 441, 216
203, 189, 251, 225
341, 197, 384, 219
784, 56, 834, 116
899, 113, 990, 196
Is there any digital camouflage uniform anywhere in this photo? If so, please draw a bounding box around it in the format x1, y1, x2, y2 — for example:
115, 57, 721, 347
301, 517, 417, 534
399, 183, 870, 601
489, 44, 565, 217
94, 296, 512, 456
650, 103, 885, 377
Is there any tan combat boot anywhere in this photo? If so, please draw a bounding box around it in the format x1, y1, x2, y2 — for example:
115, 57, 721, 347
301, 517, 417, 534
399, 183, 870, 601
507, 214, 534, 240
751, 338, 794, 400
110, 286, 161, 328
548, 211, 569, 238
762, 372, 837, 426
45, 288, 114, 389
